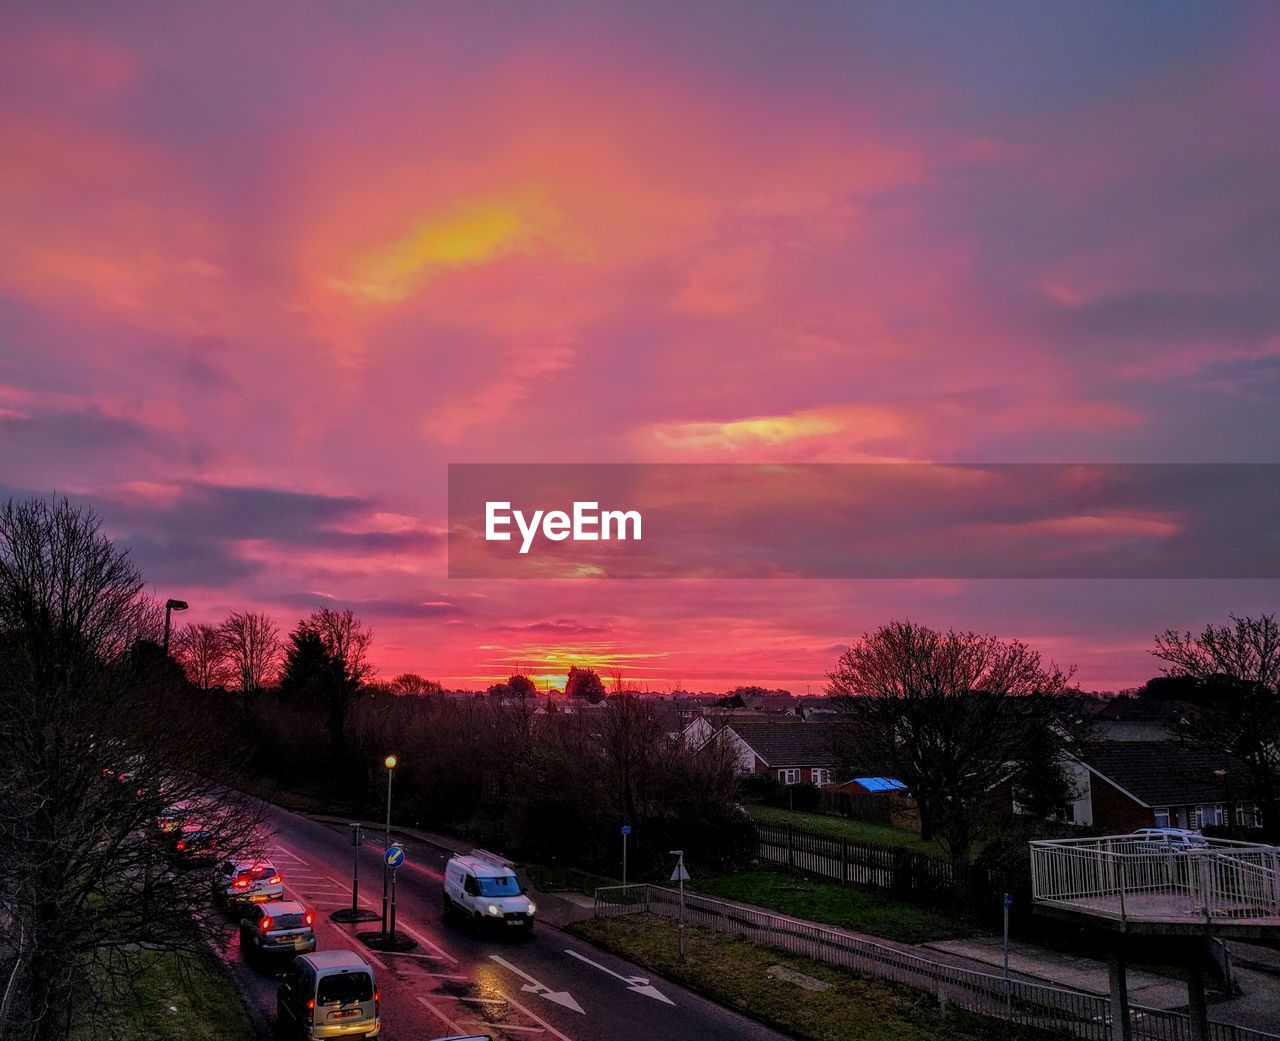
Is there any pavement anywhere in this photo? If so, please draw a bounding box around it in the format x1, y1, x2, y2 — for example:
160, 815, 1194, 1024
923, 936, 1190, 1008
217, 803, 793, 1041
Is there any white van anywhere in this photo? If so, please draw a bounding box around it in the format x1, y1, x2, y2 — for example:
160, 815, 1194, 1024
442, 850, 536, 931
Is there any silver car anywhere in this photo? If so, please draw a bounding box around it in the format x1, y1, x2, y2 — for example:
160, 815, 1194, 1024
218, 858, 285, 908
277, 950, 380, 1038
240, 900, 316, 959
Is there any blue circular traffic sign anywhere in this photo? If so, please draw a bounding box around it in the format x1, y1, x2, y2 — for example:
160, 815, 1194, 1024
385, 843, 406, 869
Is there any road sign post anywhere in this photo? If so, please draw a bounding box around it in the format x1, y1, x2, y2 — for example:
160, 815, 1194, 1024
621, 824, 631, 888
385, 843, 406, 942
1003, 892, 1013, 1019
350, 823, 362, 918
670, 850, 689, 961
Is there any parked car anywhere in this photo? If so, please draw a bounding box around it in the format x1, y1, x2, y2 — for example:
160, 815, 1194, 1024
239, 900, 316, 960
442, 850, 536, 931
172, 822, 219, 862
276, 950, 380, 1038
1130, 827, 1209, 853
218, 858, 284, 908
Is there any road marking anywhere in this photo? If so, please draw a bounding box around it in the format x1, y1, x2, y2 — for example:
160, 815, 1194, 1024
374, 948, 443, 961
455, 996, 507, 1006
499, 989, 580, 1041
489, 956, 584, 1014
417, 996, 465, 1035
473, 1024, 544, 1034
564, 949, 675, 1005
388, 921, 458, 964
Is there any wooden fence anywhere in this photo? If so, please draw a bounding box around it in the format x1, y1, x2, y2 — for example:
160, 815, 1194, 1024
754, 820, 996, 907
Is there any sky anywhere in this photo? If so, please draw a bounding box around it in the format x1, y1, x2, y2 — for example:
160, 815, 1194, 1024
1, 2, 1278, 692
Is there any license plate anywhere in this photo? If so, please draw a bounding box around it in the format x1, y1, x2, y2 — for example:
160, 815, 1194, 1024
330, 1009, 358, 1019
277, 934, 297, 942
250, 894, 269, 902
506, 919, 523, 926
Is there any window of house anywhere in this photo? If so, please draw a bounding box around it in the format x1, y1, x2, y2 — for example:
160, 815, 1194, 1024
1198, 804, 1224, 828
779, 769, 799, 785
812, 768, 827, 786
1153, 807, 1170, 828
1241, 803, 1263, 829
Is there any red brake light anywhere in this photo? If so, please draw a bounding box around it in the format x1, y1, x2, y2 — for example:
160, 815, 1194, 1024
374, 990, 380, 1015
307, 999, 315, 1011
259, 916, 272, 932
268, 874, 282, 885
176, 840, 187, 851
304, 912, 314, 926
233, 879, 249, 889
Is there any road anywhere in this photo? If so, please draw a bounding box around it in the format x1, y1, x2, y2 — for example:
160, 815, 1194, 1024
218, 805, 790, 1041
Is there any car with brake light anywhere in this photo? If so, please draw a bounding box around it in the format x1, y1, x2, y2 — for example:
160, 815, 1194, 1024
218, 858, 284, 907
276, 950, 380, 1038
239, 899, 316, 959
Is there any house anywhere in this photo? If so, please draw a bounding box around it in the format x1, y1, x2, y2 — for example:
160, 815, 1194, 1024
687, 716, 859, 787
1063, 741, 1262, 833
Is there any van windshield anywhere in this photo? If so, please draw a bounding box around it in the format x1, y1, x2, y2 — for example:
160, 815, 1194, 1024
477, 875, 522, 897
317, 971, 373, 1005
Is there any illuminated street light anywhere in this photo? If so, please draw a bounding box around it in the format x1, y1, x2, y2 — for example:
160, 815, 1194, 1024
162, 598, 189, 656
381, 754, 398, 934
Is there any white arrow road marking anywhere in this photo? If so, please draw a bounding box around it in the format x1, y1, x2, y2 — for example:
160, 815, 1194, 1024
489, 955, 585, 1014
564, 949, 675, 1005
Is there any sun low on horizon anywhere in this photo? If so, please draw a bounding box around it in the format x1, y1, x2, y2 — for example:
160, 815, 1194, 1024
2, 2, 1278, 693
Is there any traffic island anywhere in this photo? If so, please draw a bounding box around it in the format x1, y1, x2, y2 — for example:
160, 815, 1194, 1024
330, 907, 381, 924
356, 930, 418, 953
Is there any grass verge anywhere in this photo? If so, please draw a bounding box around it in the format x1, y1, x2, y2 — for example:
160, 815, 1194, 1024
747, 804, 969, 855
527, 863, 617, 893
71, 949, 255, 1041
692, 869, 979, 944
570, 913, 1064, 1041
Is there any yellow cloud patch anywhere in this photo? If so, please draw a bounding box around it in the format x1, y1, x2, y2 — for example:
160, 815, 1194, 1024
333, 202, 531, 303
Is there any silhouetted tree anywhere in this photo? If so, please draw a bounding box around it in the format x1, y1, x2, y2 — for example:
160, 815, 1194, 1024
388, 672, 443, 695
173, 621, 229, 690
1152, 614, 1280, 839
287, 608, 374, 766
565, 666, 606, 704
828, 619, 1075, 862
220, 610, 281, 722
508, 674, 537, 700
0, 497, 262, 1041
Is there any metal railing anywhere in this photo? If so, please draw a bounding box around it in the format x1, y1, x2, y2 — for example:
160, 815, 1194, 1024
1030, 835, 1280, 925
593, 884, 1280, 1041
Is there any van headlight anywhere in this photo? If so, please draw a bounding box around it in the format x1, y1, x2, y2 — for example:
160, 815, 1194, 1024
527, 902, 537, 914
487, 904, 501, 916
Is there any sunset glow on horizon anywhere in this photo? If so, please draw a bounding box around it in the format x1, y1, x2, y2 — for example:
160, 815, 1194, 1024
2, 2, 1278, 692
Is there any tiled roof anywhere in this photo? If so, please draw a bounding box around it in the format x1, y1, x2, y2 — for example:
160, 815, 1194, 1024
724, 718, 859, 769
1074, 741, 1248, 807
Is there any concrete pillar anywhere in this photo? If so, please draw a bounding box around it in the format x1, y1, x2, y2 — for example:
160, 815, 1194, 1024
1186, 950, 1211, 1041
1108, 945, 1132, 1041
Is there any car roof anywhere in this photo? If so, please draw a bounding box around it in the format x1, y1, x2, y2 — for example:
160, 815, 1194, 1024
257, 900, 305, 914
449, 853, 516, 877
301, 950, 373, 972
230, 858, 277, 869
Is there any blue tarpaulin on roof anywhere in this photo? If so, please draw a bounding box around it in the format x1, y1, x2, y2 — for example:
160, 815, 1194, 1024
848, 776, 907, 792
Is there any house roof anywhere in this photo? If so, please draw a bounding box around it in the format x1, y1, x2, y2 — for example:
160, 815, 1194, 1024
724, 718, 858, 769
1074, 741, 1248, 808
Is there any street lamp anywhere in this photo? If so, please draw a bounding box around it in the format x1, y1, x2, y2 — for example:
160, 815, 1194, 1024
381, 754, 398, 934
163, 598, 189, 656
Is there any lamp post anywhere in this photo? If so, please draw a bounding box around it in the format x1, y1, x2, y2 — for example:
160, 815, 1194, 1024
162, 598, 188, 656
381, 755, 397, 935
